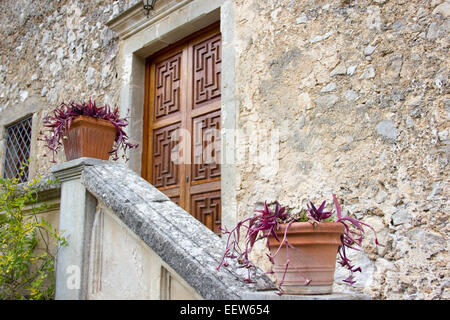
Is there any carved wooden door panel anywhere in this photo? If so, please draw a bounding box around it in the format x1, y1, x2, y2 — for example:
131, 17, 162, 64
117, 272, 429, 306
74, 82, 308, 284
143, 24, 221, 234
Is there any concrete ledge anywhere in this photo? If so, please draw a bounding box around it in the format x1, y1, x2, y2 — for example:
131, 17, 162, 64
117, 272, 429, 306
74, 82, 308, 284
51, 157, 108, 182
17, 174, 61, 197
12, 174, 61, 214
242, 291, 372, 300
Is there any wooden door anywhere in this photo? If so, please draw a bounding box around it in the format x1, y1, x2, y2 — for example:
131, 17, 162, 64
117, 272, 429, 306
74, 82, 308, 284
143, 24, 222, 234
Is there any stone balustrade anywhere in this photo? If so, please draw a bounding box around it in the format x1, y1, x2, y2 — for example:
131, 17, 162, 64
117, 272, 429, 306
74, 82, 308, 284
51, 157, 276, 300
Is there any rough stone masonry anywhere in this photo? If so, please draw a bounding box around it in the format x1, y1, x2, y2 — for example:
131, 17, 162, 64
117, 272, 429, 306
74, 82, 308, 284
0, 0, 448, 299
231, 0, 449, 299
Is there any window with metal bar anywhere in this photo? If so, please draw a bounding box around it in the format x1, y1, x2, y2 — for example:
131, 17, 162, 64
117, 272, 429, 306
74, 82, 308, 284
3, 116, 33, 183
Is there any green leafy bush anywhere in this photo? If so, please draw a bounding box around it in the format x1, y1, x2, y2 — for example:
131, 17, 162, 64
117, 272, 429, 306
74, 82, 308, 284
0, 168, 66, 300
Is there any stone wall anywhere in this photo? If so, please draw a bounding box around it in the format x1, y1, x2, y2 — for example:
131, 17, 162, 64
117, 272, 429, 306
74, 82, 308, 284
0, 0, 139, 176
232, 0, 449, 299
0, 0, 448, 299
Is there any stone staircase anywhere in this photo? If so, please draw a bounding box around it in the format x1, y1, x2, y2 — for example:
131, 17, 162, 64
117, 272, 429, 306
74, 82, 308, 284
51, 158, 275, 299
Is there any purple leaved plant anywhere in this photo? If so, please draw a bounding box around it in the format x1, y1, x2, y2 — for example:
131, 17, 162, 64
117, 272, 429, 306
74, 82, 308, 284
307, 200, 333, 221
332, 194, 382, 285
217, 202, 296, 291
40, 100, 138, 163
217, 194, 382, 294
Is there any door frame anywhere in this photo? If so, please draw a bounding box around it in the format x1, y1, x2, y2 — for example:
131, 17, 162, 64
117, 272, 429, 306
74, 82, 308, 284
106, 0, 239, 230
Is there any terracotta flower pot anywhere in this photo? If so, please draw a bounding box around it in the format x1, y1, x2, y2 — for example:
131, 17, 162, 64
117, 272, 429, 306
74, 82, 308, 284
268, 222, 345, 295
62, 115, 117, 161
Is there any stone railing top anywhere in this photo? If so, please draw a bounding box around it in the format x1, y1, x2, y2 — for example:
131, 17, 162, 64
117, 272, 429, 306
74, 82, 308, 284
81, 161, 276, 300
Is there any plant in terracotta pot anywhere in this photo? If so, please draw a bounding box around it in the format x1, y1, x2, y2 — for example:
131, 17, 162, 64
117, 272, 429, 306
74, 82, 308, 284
217, 194, 382, 295
41, 100, 138, 163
